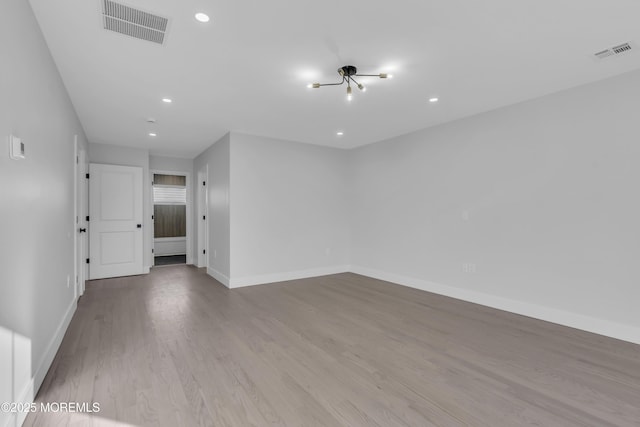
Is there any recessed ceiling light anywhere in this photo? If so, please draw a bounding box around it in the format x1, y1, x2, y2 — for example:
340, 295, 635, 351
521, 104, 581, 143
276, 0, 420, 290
149, 133, 157, 137
195, 12, 210, 23
429, 97, 439, 103
336, 131, 344, 136
162, 98, 172, 103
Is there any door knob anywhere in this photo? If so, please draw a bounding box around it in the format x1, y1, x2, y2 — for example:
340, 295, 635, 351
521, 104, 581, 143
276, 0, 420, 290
79, 228, 87, 233
137, 224, 142, 228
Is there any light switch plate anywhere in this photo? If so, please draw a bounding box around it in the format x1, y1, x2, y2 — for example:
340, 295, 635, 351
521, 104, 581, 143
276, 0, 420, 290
9, 135, 25, 160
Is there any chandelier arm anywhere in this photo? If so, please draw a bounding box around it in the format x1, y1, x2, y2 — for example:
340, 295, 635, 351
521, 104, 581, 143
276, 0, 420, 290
318, 77, 346, 87
349, 76, 362, 86
355, 74, 379, 77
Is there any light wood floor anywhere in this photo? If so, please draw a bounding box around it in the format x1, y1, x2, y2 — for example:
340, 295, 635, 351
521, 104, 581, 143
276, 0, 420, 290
26, 266, 640, 426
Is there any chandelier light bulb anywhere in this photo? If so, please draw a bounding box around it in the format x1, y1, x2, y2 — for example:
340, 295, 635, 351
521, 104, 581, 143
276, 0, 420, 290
347, 85, 353, 101
357, 83, 365, 91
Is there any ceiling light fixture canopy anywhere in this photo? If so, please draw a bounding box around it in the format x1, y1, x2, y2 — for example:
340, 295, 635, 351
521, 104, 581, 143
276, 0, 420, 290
309, 65, 391, 101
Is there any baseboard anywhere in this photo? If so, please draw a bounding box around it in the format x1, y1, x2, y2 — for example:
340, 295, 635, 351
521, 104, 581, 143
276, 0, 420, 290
33, 298, 77, 395
350, 265, 640, 345
207, 267, 231, 288
8, 298, 77, 427
230, 265, 351, 288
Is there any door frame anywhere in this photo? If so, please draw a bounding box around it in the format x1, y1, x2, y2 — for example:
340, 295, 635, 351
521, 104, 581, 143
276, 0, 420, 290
73, 136, 79, 299
197, 165, 209, 269
150, 169, 192, 266
73, 138, 88, 297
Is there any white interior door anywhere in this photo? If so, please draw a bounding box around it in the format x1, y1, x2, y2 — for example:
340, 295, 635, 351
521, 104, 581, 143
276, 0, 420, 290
89, 163, 144, 279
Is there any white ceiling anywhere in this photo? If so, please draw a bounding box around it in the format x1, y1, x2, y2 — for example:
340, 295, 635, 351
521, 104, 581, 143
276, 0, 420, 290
29, 0, 640, 158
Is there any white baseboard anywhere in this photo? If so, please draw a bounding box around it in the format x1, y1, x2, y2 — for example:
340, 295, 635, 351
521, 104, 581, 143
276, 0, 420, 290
350, 265, 640, 345
7, 298, 77, 427
207, 267, 231, 288
229, 265, 351, 289
33, 298, 77, 395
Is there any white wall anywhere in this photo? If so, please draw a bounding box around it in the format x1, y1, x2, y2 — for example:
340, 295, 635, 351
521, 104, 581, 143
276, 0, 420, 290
229, 133, 350, 287
89, 143, 152, 271
149, 155, 194, 174
350, 69, 640, 343
194, 134, 231, 283
0, 1, 88, 426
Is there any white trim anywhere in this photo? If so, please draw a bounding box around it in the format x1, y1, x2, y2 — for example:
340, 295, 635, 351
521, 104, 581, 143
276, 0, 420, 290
73, 136, 78, 302
350, 265, 640, 345
154, 236, 186, 242
207, 267, 230, 288
150, 169, 192, 266
33, 298, 77, 392
8, 298, 78, 427
229, 265, 351, 289
197, 166, 209, 269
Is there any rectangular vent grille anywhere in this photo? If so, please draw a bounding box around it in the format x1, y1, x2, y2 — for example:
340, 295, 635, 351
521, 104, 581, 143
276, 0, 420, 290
102, 0, 168, 45
594, 42, 633, 60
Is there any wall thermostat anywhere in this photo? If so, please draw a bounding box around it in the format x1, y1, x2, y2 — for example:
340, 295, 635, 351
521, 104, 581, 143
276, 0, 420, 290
9, 135, 25, 160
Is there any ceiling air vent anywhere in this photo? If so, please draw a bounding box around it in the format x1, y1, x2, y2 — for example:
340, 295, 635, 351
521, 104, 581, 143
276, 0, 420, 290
101, 0, 169, 45
594, 42, 633, 60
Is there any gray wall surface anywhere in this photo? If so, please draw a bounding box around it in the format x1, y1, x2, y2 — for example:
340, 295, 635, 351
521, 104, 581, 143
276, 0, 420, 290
0, 1, 89, 426
350, 69, 640, 337
230, 132, 350, 284
194, 133, 231, 280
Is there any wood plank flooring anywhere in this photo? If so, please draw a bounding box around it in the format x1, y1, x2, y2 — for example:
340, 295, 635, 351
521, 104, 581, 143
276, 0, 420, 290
25, 266, 640, 426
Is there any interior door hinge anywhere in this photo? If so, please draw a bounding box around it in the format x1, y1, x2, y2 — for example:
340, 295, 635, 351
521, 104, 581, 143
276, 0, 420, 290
86, 216, 90, 222
85, 173, 89, 179
203, 181, 206, 186
203, 215, 206, 220
203, 249, 206, 254
86, 258, 90, 264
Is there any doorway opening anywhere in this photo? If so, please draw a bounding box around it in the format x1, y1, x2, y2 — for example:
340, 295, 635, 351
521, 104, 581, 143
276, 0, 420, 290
152, 172, 189, 267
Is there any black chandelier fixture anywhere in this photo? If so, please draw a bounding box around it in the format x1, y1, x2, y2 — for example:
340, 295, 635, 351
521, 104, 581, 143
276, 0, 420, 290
307, 65, 392, 101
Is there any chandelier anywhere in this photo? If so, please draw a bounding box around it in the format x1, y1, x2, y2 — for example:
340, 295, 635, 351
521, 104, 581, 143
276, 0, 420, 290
307, 65, 392, 101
